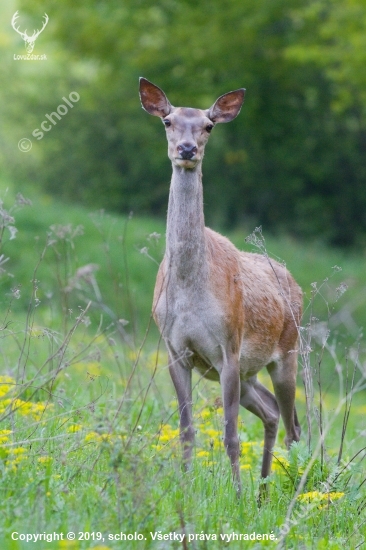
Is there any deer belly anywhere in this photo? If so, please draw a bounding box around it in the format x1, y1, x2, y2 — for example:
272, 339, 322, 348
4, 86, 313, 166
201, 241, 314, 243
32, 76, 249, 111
239, 339, 281, 379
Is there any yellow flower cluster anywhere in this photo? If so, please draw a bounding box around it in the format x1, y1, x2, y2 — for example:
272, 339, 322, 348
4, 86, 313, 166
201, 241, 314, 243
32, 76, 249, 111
197, 450, 210, 458
0, 376, 16, 398
0, 429, 12, 444
150, 405, 308, 479
151, 406, 262, 472
4, 446, 28, 471
297, 491, 345, 503
0, 398, 50, 421
0, 376, 51, 421
38, 456, 53, 464
158, 424, 180, 443
196, 407, 224, 456
67, 424, 83, 433
151, 424, 180, 452
84, 431, 117, 444
272, 455, 290, 472
241, 441, 262, 470
0, 427, 28, 471
0, 377, 56, 472
0, 431, 29, 472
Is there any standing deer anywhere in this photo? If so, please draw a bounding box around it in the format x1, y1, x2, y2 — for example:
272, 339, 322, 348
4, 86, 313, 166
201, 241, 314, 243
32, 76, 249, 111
139, 78, 302, 495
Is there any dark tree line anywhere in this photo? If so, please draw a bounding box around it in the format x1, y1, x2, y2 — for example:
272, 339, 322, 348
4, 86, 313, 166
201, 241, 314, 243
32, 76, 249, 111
4, 0, 366, 246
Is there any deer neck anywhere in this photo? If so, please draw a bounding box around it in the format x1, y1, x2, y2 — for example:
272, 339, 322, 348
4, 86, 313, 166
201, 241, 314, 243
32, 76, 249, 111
166, 164, 208, 286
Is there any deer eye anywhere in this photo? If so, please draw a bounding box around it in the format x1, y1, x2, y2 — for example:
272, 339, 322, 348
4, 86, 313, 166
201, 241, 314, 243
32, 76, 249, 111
205, 124, 214, 133
163, 119, 171, 127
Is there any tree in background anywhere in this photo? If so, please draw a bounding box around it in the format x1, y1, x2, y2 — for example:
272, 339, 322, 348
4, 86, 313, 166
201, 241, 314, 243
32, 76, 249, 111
3, 0, 366, 246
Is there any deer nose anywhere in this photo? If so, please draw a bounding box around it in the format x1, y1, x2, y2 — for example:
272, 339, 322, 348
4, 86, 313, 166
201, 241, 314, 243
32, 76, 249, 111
177, 143, 197, 160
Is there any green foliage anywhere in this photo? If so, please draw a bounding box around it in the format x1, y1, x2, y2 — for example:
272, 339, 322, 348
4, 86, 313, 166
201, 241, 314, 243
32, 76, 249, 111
2, 0, 366, 245
0, 367, 365, 548
0, 185, 366, 548
1, 182, 366, 342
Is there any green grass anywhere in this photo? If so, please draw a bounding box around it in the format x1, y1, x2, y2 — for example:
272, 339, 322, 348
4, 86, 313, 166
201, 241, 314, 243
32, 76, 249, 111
1, 183, 366, 549
1, 185, 166, 339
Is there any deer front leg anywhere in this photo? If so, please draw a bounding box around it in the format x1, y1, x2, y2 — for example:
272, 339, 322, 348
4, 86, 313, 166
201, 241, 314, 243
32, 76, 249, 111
220, 360, 241, 495
169, 354, 194, 467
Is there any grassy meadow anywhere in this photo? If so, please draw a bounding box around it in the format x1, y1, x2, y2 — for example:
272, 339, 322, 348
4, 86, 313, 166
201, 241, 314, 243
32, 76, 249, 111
1, 183, 366, 549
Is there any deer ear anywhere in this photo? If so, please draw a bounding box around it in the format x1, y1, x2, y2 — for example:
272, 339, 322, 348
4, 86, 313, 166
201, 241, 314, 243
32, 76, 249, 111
139, 78, 172, 117
208, 89, 246, 123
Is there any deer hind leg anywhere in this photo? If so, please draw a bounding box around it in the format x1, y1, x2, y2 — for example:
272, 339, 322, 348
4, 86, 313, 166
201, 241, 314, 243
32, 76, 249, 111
240, 378, 280, 479
267, 354, 301, 449
168, 351, 195, 467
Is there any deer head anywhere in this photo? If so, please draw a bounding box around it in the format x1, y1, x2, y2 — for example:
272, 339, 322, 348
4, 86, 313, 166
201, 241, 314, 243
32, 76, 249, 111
139, 78, 245, 170
11, 11, 49, 54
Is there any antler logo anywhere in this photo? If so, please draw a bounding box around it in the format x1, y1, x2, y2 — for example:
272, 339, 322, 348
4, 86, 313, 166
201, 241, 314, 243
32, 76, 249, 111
11, 11, 49, 54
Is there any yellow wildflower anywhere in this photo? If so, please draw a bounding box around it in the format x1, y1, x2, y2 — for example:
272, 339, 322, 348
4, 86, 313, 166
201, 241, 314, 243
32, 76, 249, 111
197, 409, 212, 420
158, 424, 180, 442
0, 398, 51, 420
201, 428, 221, 438
0, 430, 11, 444
322, 491, 345, 502
67, 424, 83, 433
203, 460, 216, 467
297, 491, 345, 503
197, 450, 210, 458
84, 432, 112, 444
0, 376, 15, 398
151, 444, 164, 452
242, 441, 260, 451
11, 447, 27, 455
197, 423, 208, 431
6, 451, 28, 468
210, 438, 224, 450
240, 464, 252, 470
38, 456, 53, 464
272, 456, 290, 472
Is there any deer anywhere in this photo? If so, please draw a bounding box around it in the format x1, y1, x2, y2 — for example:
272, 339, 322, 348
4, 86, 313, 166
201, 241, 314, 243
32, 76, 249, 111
139, 77, 302, 496
11, 11, 49, 54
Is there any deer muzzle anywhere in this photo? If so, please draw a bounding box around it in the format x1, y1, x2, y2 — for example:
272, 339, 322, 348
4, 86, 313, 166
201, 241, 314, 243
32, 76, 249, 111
177, 143, 198, 160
